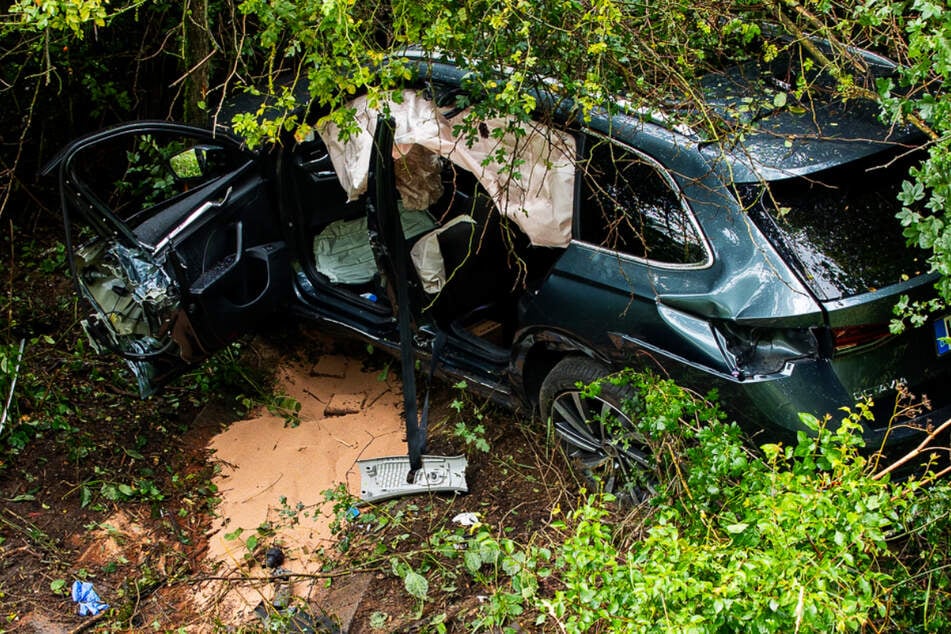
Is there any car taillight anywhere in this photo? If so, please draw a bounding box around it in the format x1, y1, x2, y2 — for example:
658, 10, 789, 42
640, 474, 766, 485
714, 323, 818, 378
831, 324, 893, 353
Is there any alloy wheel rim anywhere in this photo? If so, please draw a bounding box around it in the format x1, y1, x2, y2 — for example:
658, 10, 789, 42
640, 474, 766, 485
550, 389, 656, 501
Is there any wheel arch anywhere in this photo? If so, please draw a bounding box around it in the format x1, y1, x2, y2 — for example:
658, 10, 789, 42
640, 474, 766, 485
511, 328, 613, 410
512, 328, 676, 411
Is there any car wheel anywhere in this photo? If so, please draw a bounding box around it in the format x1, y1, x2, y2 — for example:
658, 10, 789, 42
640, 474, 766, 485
539, 357, 655, 502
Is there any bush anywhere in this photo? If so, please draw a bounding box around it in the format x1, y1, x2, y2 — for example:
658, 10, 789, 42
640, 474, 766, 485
435, 371, 951, 632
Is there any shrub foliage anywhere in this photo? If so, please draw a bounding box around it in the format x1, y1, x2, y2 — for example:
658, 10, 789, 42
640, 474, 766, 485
388, 372, 951, 632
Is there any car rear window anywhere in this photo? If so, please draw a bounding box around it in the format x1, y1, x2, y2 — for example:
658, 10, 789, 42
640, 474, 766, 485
741, 149, 929, 301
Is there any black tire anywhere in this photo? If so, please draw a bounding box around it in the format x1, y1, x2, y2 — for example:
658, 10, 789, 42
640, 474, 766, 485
539, 357, 655, 502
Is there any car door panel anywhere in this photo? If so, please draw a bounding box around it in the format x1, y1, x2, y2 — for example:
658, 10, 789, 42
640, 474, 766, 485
165, 173, 290, 348
47, 122, 288, 394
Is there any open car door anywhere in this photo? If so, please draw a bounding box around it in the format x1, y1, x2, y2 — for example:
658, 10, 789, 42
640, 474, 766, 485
45, 122, 290, 395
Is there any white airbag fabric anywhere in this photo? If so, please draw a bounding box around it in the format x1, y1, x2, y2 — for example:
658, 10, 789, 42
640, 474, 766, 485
409, 215, 476, 294
317, 90, 575, 248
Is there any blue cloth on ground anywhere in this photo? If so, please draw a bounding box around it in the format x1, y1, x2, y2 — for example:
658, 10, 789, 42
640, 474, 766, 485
71, 580, 109, 616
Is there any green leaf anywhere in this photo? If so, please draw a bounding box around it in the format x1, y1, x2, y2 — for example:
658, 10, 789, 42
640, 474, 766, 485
224, 527, 244, 541
464, 549, 482, 573
403, 570, 429, 600
369, 611, 388, 629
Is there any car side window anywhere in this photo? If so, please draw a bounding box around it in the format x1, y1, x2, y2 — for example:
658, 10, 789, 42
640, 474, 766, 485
67, 132, 246, 227
578, 135, 706, 265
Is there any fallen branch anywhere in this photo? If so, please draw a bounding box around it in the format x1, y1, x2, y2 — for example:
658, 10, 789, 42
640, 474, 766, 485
873, 417, 951, 481
182, 567, 382, 584
0, 506, 65, 559
68, 611, 109, 634
771, 0, 937, 140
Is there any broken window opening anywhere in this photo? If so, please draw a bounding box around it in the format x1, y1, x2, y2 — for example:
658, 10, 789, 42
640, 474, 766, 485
578, 135, 708, 266
741, 148, 929, 300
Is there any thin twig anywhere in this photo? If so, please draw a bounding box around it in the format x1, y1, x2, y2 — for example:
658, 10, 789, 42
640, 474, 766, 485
183, 566, 383, 584
169, 49, 218, 88
771, 0, 936, 140
0, 507, 63, 557
0, 338, 26, 435
68, 611, 109, 634
0, 75, 42, 221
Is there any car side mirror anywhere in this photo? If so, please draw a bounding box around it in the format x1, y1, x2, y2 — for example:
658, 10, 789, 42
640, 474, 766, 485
168, 145, 225, 180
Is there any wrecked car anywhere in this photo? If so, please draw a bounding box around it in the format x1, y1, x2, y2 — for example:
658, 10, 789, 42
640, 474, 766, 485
45, 51, 951, 492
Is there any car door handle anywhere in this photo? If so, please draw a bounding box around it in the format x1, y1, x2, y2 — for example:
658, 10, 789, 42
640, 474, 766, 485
190, 221, 245, 296
152, 187, 233, 255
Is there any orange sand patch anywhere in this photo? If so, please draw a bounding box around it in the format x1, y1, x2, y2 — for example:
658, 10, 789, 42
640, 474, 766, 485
196, 350, 407, 626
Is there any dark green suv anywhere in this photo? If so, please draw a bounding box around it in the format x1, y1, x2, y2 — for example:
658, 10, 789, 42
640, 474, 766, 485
45, 52, 950, 484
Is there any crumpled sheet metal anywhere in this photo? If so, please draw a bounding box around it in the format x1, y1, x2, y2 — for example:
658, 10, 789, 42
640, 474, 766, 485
108, 243, 175, 305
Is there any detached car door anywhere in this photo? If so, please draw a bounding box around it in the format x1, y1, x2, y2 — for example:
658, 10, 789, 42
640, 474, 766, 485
45, 122, 290, 395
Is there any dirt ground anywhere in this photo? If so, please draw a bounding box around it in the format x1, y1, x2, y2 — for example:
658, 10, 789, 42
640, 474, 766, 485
194, 332, 419, 628
0, 269, 567, 634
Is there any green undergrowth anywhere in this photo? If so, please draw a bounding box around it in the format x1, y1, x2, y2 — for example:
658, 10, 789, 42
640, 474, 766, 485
343, 371, 951, 633
0, 240, 285, 627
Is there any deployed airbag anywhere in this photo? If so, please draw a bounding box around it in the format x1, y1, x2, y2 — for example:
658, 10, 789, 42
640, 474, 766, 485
318, 90, 575, 248
409, 215, 476, 294
313, 205, 436, 284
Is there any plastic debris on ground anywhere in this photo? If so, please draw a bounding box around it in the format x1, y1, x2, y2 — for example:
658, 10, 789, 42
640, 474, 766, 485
253, 603, 340, 634
253, 545, 341, 633
451, 512, 481, 526
265, 546, 285, 570
71, 581, 109, 616
357, 455, 468, 502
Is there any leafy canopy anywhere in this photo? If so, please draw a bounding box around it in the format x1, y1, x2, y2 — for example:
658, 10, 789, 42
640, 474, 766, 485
232, 0, 951, 307
8, 0, 951, 307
